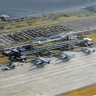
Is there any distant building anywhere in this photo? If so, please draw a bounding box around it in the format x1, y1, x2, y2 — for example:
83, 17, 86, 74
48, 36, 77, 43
83, 38, 92, 41
83, 38, 93, 45
86, 6, 96, 12
0, 15, 9, 21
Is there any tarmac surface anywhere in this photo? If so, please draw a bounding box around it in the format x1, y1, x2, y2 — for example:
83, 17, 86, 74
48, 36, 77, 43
0, 47, 96, 96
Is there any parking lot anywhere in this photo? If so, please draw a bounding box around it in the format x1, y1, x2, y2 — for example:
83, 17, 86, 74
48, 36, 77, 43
0, 25, 70, 47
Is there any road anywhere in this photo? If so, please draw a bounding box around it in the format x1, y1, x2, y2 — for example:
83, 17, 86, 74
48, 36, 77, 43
0, 48, 96, 96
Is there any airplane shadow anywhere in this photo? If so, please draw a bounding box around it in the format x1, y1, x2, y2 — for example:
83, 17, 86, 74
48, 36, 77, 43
42, 55, 51, 58
54, 56, 69, 64
82, 51, 91, 56
70, 50, 81, 52
28, 60, 45, 71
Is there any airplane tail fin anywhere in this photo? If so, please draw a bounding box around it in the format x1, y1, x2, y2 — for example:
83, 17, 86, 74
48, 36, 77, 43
47, 60, 50, 64
62, 56, 66, 59
93, 49, 95, 52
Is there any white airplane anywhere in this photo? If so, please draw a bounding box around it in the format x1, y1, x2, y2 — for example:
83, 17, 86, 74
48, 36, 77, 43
81, 47, 95, 54
62, 52, 75, 59
37, 57, 50, 65
85, 48, 95, 54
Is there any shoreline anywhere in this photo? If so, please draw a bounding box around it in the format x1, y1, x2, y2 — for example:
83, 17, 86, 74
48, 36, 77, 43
16, 7, 86, 18
6, 4, 96, 21
7, 7, 90, 21
0, 6, 92, 27
8, 4, 93, 19
0, 5, 95, 26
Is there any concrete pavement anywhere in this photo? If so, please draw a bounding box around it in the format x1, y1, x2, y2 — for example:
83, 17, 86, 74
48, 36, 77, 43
0, 49, 96, 96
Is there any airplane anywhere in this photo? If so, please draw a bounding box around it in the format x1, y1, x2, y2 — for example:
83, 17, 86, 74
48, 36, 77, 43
62, 52, 75, 59
4, 63, 17, 70
80, 47, 95, 54
37, 57, 50, 65
85, 48, 95, 54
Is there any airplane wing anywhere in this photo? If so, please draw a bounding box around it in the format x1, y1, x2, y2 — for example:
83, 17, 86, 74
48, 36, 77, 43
62, 55, 67, 59
38, 57, 50, 64
39, 57, 47, 62
63, 52, 74, 59
37, 61, 43, 64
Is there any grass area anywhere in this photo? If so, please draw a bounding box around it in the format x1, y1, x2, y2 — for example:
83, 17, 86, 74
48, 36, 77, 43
57, 12, 96, 21
0, 54, 3, 58
0, 22, 29, 29
57, 85, 96, 96
28, 19, 53, 26
0, 57, 10, 63
85, 12, 96, 17
0, 19, 3, 23
0, 53, 10, 63
83, 32, 96, 42
56, 17, 70, 21
56, 14, 83, 21
0, 19, 53, 30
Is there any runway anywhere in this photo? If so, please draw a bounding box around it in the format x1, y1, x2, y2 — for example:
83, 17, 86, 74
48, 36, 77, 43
0, 49, 96, 96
